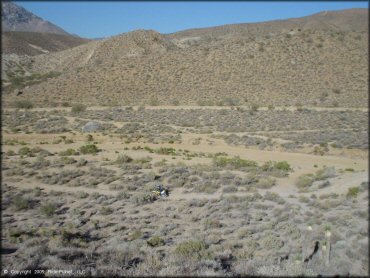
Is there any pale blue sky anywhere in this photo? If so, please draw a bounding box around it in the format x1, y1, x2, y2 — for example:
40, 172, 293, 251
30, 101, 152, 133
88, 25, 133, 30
14, 1, 369, 38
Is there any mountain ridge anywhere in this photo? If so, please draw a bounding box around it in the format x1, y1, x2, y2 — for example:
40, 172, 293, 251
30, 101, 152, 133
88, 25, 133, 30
1, 1, 69, 35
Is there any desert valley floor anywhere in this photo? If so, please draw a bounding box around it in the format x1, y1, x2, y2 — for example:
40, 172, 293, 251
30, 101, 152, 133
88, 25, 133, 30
1, 105, 368, 276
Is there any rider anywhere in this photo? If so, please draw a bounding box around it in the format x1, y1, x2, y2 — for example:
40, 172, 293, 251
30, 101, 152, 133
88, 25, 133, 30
156, 184, 167, 197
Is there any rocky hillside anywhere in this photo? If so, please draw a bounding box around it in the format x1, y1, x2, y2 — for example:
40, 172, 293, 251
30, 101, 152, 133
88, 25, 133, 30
1, 2, 69, 34
3, 8, 368, 108
2, 31, 90, 56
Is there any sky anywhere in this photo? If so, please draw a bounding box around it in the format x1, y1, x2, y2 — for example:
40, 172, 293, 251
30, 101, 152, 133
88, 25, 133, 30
14, 1, 369, 39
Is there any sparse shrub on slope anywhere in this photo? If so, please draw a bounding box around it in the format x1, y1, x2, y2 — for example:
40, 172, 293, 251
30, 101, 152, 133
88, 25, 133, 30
14, 100, 33, 109
174, 240, 209, 260
79, 144, 99, 154
71, 104, 86, 113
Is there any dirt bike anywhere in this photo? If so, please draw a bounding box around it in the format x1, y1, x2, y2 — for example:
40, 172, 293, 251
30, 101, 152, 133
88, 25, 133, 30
151, 189, 169, 197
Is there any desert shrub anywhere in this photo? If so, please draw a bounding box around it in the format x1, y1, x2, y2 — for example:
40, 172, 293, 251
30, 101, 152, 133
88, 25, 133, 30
256, 177, 276, 189
115, 154, 133, 164
12, 196, 32, 211
79, 144, 99, 154
14, 100, 33, 109
76, 191, 89, 199
128, 230, 142, 241
260, 232, 284, 250
6, 150, 16, 156
33, 187, 42, 197
250, 103, 259, 112
171, 99, 180, 106
315, 167, 336, 180
273, 161, 292, 171
116, 191, 131, 199
133, 193, 157, 205
213, 156, 257, 169
299, 195, 310, 203
155, 147, 177, 155
147, 236, 165, 247
346, 187, 360, 198
204, 219, 222, 229
296, 174, 315, 190
74, 159, 87, 168
149, 97, 159, 106
100, 206, 113, 215
18, 146, 32, 156
174, 240, 208, 260
71, 104, 86, 113
86, 134, 94, 142
223, 97, 240, 106
4, 139, 27, 146
261, 161, 292, 177
264, 191, 285, 204
59, 148, 77, 156
40, 203, 57, 217
313, 145, 327, 156
333, 88, 341, 94
223, 185, 238, 193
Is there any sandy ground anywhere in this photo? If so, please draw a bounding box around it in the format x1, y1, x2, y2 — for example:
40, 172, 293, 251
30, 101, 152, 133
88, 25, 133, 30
3, 128, 367, 202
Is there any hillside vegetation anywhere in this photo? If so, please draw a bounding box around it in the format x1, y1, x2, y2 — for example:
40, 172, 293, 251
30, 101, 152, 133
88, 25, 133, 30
2, 8, 368, 107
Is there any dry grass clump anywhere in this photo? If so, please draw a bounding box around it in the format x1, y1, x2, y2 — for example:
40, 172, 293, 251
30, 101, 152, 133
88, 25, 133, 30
40, 202, 57, 217
174, 240, 209, 260
256, 177, 276, 189
71, 104, 86, 113
12, 195, 34, 211
14, 100, 34, 109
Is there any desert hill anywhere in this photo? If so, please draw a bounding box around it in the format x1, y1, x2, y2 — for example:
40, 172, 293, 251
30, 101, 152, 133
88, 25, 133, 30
2, 8, 368, 107
169, 9, 368, 41
2, 31, 90, 56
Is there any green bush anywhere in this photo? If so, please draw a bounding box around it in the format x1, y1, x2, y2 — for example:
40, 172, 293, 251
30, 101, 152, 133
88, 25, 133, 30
59, 148, 77, 156
262, 161, 292, 172
79, 144, 99, 154
40, 203, 57, 217
147, 236, 165, 247
18, 146, 32, 156
14, 100, 33, 109
71, 104, 86, 113
347, 187, 360, 198
296, 174, 315, 189
155, 147, 177, 155
13, 196, 31, 211
274, 161, 292, 171
174, 240, 207, 260
213, 156, 257, 169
